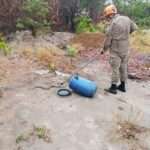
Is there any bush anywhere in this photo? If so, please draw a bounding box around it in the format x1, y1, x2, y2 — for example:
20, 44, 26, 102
67, 45, 78, 57
95, 22, 106, 33
16, 0, 50, 35
74, 16, 97, 33
0, 35, 11, 55
135, 17, 150, 29
0, 0, 23, 33
74, 15, 107, 33
114, 0, 150, 28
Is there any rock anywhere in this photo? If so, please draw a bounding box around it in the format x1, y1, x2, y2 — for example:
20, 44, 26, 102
15, 30, 33, 42
33, 70, 49, 75
55, 71, 70, 78
22, 31, 33, 41
42, 32, 75, 47
128, 73, 142, 80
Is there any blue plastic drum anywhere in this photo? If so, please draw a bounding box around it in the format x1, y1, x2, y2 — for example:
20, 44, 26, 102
69, 75, 97, 97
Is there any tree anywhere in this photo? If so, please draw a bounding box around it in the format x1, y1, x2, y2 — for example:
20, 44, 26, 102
113, 0, 150, 27
48, 0, 60, 29
58, 0, 80, 31
16, 0, 50, 36
80, 0, 105, 21
0, 0, 23, 33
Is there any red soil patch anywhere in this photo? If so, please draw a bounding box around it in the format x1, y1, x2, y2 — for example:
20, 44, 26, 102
70, 33, 105, 49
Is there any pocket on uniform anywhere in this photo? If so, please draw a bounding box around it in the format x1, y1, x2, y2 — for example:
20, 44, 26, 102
109, 55, 121, 68
111, 40, 118, 51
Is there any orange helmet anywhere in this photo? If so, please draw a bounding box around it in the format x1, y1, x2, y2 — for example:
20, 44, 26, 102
104, 4, 117, 17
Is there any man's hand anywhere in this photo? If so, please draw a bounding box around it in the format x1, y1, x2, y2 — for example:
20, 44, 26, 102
100, 48, 105, 55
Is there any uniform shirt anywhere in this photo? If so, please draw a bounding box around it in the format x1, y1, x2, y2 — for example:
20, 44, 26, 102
104, 14, 137, 53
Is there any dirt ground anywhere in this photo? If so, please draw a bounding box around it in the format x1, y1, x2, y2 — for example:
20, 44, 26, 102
0, 32, 150, 150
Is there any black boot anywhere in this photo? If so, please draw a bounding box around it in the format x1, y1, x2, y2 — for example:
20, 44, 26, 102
117, 81, 126, 92
105, 84, 117, 94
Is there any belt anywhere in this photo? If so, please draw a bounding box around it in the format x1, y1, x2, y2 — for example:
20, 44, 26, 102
112, 38, 128, 41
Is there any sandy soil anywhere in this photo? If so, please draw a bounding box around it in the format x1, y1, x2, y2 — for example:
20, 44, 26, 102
0, 56, 150, 150
0, 32, 150, 150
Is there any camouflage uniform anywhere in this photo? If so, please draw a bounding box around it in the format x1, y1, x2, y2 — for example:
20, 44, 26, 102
103, 14, 137, 84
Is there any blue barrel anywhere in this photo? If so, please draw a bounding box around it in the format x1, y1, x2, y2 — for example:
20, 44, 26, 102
69, 75, 97, 97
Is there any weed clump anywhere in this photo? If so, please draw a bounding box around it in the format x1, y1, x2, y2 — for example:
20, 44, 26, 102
0, 34, 11, 55
16, 125, 52, 144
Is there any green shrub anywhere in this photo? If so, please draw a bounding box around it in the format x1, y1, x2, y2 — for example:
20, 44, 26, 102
95, 22, 106, 33
74, 16, 107, 33
16, 0, 50, 35
74, 16, 97, 33
114, 0, 150, 28
0, 36, 11, 56
67, 45, 77, 57
135, 17, 150, 29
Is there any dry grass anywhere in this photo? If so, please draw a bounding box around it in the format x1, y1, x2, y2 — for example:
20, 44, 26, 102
69, 43, 84, 52
109, 106, 150, 150
35, 48, 76, 72
130, 30, 150, 53
70, 33, 105, 49
0, 57, 12, 84
36, 48, 54, 65
21, 48, 35, 59
116, 120, 148, 141
19, 45, 76, 72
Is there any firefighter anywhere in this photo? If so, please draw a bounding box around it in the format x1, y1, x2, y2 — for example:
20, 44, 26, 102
101, 4, 137, 94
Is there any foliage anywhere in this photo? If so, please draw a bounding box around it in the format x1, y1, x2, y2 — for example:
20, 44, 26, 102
16, 0, 50, 34
16, 134, 28, 144
34, 126, 49, 140
80, 0, 100, 12
74, 16, 97, 33
135, 17, 150, 29
113, 0, 150, 28
95, 22, 106, 33
67, 45, 78, 57
0, 0, 149, 33
48, 63, 56, 72
0, 35, 11, 55
74, 15, 107, 33
0, 0, 23, 33
80, 0, 105, 20
16, 125, 51, 144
